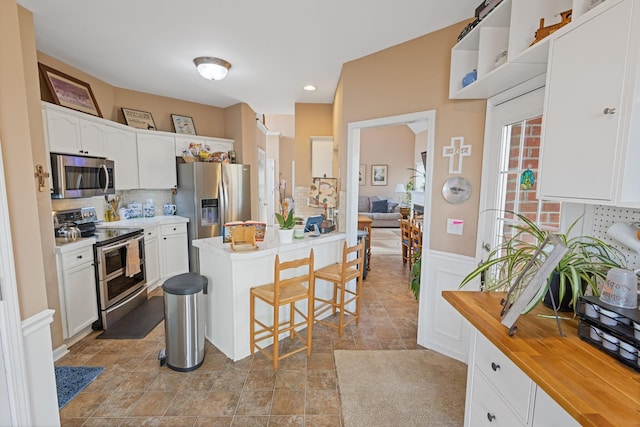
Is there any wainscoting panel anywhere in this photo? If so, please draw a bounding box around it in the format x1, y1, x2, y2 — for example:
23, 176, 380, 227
417, 250, 476, 364
22, 309, 59, 426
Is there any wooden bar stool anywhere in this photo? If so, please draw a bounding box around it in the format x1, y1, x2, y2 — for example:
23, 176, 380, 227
313, 240, 364, 337
249, 249, 315, 371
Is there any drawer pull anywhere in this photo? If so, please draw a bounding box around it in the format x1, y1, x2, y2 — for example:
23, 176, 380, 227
487, 413, 496, 422
603, 107, 617, 115
77, 255, 83, 259
491, 362, 500, 371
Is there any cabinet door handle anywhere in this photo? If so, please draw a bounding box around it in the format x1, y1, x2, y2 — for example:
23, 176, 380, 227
491, 362, 500, 371
77, 255, 83, 259
487, 413, 496, 422
603, 107, 617, 115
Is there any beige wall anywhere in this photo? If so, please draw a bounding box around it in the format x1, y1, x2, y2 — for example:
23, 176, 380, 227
266, 115, 295, 202
334, 20, 486, 257
294, 103, 333, 188
1, 3, 49, 319
37, 53, 227, 138
360, 125, 414, 200
19, 7, 64, 344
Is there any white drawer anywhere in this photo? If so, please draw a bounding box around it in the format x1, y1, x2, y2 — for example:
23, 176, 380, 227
143, 226, 158, 240
475, 333, 533, 422
61, 246, 94, 270
470, 369, 525, 427
161, 223, 186, 236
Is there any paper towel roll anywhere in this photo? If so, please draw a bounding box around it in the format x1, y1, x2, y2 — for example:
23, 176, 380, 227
606, 222, 640, 254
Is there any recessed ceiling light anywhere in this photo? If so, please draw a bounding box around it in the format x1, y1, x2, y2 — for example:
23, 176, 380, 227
303, 85, 317, 91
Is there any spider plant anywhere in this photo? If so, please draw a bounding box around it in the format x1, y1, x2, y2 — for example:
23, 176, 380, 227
459, 212, 626, 314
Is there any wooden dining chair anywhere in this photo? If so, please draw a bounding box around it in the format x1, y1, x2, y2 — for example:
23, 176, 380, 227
410, 218, 423, 263
314, 240, 364, 337
249, 249, 315, 371
400, 217, 412, 267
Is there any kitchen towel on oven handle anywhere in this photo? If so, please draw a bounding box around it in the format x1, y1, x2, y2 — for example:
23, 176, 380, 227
125, 239, 141, 277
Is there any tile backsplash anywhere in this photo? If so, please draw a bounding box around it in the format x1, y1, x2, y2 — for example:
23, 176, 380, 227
51, 189, 174, 221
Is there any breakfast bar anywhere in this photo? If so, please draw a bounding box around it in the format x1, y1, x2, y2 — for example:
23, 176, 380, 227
194, 229, 346, 361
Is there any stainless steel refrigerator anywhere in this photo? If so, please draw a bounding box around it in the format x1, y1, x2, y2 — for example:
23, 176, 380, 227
175, 162, 251, 272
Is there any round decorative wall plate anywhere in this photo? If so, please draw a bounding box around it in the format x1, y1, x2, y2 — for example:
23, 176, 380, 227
442, 177, 472, 205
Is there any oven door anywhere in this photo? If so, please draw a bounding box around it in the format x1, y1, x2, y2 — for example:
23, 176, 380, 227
96, 234, 146, 310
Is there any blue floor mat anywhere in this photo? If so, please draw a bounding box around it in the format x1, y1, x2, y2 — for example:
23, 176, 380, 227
54, 366, 104, 409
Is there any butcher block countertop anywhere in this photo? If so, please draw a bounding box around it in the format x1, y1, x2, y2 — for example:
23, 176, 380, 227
443, 291, 640, 427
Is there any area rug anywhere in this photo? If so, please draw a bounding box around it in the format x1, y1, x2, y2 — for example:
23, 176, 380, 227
97, 296, 164, 339
54, 366, 104, 409
370, 228, 402, 256
334, 350, 467, 427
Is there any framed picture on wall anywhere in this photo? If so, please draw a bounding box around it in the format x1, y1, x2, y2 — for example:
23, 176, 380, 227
371, 164, 388, 186
359, 164, 366, 186
122, 108, 157, 130
171, 114, 197, 135
38, 63, 102, 117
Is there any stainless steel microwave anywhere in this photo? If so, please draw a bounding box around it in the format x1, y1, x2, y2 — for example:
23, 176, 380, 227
50, 153, 115, 199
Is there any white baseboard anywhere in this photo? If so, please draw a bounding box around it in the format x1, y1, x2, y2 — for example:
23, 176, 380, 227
52, 344, 69, 362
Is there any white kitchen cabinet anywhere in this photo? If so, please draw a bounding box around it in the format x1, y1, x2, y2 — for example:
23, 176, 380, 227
104, 125, 139, 190
175, 135, 234, 157
464, 330, 578, 427
137, 133, 177, 189
159, 223, 188, 279
55, 241, 98, 339
44, 107, 105, 156
79, 120, 105, 157
311, 136, 334, 178
538, 0, 640, 206
143, 226, 160, 289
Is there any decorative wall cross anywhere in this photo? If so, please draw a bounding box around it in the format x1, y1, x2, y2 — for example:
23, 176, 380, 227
442, 137, 471, 174
34, 164, 50, 192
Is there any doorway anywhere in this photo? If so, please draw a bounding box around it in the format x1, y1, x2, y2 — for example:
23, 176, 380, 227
346, 111, 435, 247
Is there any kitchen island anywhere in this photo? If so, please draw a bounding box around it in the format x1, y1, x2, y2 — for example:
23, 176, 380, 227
443, 291, 640, 427
194, 229, 346, 361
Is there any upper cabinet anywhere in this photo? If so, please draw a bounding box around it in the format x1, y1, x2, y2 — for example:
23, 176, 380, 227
311, 136, 334, 178
137, 133, 177, 189
104, 125, 139, 190
42, 102, 234, 192
538, 0, 640, 206
450, 0, 579, 100
44, 108, 105, 157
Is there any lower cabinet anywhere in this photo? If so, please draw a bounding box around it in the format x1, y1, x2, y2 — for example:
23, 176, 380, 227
143, 226, 160, 288
159, 223, 189, 279
55, 242, 98, 339
465, 330, 579, 427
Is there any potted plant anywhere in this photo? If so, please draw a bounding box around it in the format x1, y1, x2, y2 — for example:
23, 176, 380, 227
460, 212, 626, 314
275, 209, 296, 243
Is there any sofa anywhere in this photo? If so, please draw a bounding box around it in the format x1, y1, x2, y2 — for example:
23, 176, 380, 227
358, 195, 401, 227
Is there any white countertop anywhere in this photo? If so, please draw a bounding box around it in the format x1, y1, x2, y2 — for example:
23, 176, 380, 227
54, 237, 96, 253
95, 215, 189, 228
194, 228, 346, 260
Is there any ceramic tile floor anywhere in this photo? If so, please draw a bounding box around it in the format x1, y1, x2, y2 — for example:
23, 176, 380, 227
56, 243, 418, 426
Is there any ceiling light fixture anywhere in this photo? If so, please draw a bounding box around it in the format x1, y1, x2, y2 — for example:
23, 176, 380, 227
193, 57, 231, 81
303, 84, 317, 91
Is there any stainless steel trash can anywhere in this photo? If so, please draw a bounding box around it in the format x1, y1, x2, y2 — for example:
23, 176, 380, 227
162, 273, 208, 371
